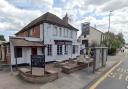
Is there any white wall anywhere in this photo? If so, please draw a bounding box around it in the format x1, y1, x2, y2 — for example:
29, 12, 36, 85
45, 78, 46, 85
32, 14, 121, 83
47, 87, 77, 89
80, 27, 104, 47
41, 23, 80, 62
10, 22, 80, 65
10, 40, 43, 65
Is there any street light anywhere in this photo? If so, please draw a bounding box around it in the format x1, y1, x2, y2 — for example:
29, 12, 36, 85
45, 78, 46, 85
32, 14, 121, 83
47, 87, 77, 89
108, 11, 112, 32
107, 11, 112, 47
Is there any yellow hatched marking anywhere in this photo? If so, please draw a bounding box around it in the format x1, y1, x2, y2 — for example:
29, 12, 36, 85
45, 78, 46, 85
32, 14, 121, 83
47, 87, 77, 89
89, 61, 122, 89
118, 74, 123, 80
125, 76, 128, 81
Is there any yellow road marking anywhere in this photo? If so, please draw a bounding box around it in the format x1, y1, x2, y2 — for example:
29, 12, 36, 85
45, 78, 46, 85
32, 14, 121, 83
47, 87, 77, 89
107, 72, 116, 78
107, 72, 113, 77
89, 61, 122, 89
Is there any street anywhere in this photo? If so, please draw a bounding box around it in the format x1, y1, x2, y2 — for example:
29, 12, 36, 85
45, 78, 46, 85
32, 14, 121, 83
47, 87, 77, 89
88, 53, 128, 89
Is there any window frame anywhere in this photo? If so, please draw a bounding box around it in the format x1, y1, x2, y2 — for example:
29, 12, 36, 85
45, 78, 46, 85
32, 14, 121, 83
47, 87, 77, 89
57, 45, 63, 55
64, 45, 68, 55
47, 45, 52, 56
15, 47, 22, 58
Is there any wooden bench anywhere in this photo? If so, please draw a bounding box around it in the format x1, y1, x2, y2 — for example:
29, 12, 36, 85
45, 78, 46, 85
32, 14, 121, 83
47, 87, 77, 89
62, 63, 87, 74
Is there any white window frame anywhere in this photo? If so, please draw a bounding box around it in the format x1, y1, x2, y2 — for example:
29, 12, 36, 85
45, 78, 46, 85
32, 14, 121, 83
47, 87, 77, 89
54, 26, 57, 36
57, 45, 63, 55
65, 45, 68, 55
59, 27, 62, 36
47, 45, 52, 56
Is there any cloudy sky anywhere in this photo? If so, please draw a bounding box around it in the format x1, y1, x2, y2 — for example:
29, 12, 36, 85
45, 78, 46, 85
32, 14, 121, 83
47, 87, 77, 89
0, 0, 128, 42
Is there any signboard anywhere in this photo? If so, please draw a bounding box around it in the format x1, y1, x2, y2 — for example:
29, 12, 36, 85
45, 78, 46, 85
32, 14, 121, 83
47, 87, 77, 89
81, 23, 90, 35
54, 40, 72, 45
31, 55, 45, 68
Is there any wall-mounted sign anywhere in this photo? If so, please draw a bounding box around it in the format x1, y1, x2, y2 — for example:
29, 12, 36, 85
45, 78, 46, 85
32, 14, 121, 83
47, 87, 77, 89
54, 40, 72, 45
81, 23, 90, 35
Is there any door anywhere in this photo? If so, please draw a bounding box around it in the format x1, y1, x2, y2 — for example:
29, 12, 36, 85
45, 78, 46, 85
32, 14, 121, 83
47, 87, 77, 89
31, 47, 37, 55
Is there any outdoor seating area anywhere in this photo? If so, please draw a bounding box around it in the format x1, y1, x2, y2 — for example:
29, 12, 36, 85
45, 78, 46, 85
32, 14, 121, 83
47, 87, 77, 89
61, 56, 94, 74
17, 46, 108, 84
18, 54, 94, 83
18, 68, 59, 83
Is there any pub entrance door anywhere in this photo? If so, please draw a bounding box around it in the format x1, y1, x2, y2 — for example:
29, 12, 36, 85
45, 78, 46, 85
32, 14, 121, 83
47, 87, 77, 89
31, 47, 37, 55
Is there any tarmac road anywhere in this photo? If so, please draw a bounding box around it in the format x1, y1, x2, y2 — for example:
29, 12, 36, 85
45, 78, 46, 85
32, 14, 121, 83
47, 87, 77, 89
88, 53, 128, 89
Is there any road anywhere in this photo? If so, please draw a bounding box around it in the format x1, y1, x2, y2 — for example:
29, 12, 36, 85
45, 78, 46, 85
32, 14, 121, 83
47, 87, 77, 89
88, 53, 128, 89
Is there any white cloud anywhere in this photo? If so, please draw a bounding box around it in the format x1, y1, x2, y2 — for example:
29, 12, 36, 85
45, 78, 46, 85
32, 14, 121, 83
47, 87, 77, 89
0, 0, 128, 43
0, 0, 43, 31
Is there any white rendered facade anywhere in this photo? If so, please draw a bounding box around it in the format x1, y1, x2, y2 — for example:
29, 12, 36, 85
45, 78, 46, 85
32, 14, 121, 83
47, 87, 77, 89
10, 23, 80, 65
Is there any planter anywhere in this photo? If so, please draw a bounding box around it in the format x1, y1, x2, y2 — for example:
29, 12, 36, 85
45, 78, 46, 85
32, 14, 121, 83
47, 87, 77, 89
18, 68, 58, 84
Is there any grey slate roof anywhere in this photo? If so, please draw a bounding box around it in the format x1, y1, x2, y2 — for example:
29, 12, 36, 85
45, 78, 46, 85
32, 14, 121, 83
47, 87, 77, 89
16, 12, 78, 35
10, 38, 44, 47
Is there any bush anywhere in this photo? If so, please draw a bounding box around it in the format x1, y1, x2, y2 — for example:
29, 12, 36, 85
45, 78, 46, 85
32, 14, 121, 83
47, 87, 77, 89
108, 48, 117, 55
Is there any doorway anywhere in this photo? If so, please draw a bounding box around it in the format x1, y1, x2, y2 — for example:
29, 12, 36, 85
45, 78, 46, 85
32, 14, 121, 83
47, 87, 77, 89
31, 47, 37, 55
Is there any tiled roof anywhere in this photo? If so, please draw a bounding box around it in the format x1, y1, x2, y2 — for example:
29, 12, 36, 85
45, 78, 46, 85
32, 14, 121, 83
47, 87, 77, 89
10, 38, 44, 47
16, 12, 78, 35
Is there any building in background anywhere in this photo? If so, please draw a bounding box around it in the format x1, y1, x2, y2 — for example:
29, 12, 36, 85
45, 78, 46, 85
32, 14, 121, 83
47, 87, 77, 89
7, 12, 80, 65
78, 22, 106, 50
0, 41, 6, 61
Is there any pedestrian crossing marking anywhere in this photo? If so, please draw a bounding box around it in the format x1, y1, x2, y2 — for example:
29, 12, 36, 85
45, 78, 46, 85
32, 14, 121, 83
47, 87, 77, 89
89, 61, 122, 89
107, 67, 128, 81
118, 74, 123, 80
125, 76, 128, 81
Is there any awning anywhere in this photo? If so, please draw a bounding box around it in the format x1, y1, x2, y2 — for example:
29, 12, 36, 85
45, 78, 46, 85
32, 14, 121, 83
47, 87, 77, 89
10, 38, 44, 47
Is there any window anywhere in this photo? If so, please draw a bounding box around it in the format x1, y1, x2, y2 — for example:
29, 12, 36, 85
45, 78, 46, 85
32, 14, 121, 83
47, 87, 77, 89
59, 28, 62, 36
65, 45, 68, 54
66, 29, 68, 37
47, 45, 52, 56
57, 45, 62, 55
15, 47, 22, 58
64, 28, 66, 37
54, 26, 57, 36
72, 45, 75, 54
75, 45, 78, 53
70, 30, 73, 38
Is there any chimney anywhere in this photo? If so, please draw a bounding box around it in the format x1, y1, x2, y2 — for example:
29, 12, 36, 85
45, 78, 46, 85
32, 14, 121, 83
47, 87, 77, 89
63, 13, 69, 23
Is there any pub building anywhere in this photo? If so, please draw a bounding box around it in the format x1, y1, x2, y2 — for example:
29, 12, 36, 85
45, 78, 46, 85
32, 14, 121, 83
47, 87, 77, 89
5, 12, 80, 65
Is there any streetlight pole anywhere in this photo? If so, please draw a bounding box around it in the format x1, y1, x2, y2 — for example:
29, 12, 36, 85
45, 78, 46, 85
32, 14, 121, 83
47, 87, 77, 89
107, 11, 112, 47
108, 11, 112, 32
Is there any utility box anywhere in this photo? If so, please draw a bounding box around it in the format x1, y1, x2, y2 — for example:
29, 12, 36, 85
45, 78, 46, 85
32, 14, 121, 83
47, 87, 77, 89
93, 47, 108, 71
101, 48, 108, 67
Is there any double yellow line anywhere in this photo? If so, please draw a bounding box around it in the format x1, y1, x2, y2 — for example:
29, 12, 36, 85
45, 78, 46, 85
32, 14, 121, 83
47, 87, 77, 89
89, 61, 122, 89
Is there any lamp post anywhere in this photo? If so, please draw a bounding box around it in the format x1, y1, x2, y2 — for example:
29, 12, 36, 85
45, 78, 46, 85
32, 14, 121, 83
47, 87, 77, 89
107, 11, 112, 47
108, 11, 112, 32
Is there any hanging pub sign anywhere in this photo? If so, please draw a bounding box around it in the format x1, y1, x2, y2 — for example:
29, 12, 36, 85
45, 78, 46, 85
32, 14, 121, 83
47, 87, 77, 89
54, 40, 72, 45
81, 22, 90, 35
31, 55, 45, 68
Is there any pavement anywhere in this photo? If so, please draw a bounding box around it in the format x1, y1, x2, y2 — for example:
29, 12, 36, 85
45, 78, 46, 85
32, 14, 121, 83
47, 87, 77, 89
87, 52, 128, 89
0, 52, 125, 89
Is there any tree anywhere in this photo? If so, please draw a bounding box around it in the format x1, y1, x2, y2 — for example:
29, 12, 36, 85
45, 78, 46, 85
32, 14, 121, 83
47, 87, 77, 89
102, 32, 125, 55
0, 35, 5, 41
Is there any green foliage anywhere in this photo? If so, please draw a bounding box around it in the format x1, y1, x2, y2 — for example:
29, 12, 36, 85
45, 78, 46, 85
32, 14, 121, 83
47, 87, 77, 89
0, 35, 5, 41
102, 32, 125, 55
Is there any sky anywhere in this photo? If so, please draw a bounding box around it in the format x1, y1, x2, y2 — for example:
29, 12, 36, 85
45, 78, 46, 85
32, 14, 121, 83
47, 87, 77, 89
0, 0, 128, 42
